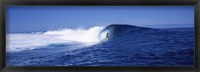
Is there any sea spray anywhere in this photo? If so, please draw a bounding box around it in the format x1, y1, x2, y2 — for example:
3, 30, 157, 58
43, 26, 104, 42
7, 26, 105, 52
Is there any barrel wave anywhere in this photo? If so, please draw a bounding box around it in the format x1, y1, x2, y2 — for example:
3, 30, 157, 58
99, 24, 152, 39
6, 24, 194, 66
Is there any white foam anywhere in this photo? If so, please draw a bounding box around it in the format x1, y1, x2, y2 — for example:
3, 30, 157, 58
6, 26, 104, 52
43, 26, 104, 43
6, 34, 67, 52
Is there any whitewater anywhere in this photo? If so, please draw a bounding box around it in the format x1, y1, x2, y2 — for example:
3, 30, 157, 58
6, 26, 105, 52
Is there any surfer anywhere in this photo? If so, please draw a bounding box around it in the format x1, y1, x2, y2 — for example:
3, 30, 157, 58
106, 33, 109, 38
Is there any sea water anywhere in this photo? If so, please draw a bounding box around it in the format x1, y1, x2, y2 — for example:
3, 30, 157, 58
6, 24, 194, 66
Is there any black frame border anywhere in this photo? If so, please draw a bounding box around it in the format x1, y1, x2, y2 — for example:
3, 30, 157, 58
0, 0, 200, 72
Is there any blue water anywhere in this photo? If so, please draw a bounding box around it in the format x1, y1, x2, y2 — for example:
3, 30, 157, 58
6, 24, 194, 66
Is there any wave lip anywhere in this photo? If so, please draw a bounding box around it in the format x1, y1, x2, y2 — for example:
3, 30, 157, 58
99, 24, 151, 39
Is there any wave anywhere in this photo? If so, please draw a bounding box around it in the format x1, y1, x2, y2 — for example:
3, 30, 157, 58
43, 26, 104, 43
99, 24, 152, 39
7, 26, 105, 52
6, 24, 154, 52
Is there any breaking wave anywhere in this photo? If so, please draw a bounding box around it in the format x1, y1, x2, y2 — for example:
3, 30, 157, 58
6, 24, 155, 52
7, 26, 105, 52
43, 26, 104, 43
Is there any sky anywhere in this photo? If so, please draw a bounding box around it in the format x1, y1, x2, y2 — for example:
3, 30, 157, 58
6, 6, 194, 33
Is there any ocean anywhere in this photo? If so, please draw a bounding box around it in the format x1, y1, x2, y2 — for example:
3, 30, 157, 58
6, 24, 194, 66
